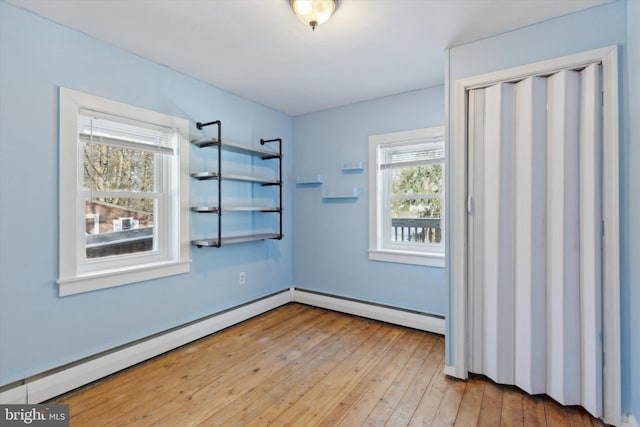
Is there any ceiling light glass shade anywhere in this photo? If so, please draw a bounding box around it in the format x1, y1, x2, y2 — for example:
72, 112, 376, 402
289, 0, 337, 31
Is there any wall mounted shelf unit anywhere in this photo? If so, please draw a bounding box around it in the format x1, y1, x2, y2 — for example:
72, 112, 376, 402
296, 175, 324, 185
190, 120, 283, 248
341, 161, 364, 172
321, 187, 360, 200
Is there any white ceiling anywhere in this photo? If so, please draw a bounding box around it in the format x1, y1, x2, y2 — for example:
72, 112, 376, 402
7, 0, 611, 116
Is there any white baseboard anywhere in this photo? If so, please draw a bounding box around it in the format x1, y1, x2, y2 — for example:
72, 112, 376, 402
0, 384, 27, 404
291, 288, 445, 335
0, 290, 291, 404
0, 287, 446, 404
623, 414, 639, 427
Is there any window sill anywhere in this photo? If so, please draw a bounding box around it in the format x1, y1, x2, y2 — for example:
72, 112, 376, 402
57, 259, 191, 297
368, 249, 445, 268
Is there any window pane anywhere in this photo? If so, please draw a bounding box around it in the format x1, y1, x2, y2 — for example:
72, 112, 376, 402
392, 164, 443, 195
391, 198, 442, 244
84, 144, 155, 192
85, 198, 155, 258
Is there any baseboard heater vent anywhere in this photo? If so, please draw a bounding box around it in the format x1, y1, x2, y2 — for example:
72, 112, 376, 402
291, 288, 445, 335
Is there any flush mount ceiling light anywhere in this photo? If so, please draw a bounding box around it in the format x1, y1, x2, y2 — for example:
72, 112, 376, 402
289, 0, 338, 31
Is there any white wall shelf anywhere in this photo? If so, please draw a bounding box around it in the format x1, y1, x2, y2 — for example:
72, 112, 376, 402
341, 161, 364, 172
296, 175, 324, 185
321, 188, 359, 200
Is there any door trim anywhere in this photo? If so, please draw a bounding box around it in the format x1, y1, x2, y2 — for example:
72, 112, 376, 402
450, 45, 620, 425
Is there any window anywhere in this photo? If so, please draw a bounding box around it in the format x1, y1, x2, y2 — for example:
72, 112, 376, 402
58, 88, 190, 296
369, 126, 445, 267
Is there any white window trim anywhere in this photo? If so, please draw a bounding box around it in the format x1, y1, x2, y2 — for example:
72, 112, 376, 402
368, 126, 445, 268
58, 88, 190, 296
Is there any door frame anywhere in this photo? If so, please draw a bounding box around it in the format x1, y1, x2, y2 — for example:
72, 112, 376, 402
450, 45, 620, 425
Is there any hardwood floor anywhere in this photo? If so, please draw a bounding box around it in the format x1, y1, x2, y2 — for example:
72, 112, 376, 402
50, 304, 605, 426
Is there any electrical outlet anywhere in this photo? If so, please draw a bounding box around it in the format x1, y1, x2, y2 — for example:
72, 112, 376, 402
239, 272, 246, 285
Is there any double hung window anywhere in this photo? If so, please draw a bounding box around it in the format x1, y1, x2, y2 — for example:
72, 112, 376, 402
369, 127, 445, 267
58, 88, 190, 296
80, 111, 170, 260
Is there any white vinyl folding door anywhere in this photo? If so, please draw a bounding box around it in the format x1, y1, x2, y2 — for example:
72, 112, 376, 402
467, 64, 603, 417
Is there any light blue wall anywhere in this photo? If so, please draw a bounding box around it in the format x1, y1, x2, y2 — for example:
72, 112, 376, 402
446, 0, 635, 416
0, 2, 292, 386
626, 0, 639, 420
291, 87, 446, 316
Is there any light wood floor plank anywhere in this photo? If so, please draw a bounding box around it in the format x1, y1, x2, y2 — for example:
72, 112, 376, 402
567, 405, 605, 427
308, 325, 408, 427
249, 326, 401, 426
363, 334, 438, 427
385, 337, 443, 427
521, 394, 547, 427
500, 387, 525, 427
49, 304, 606, 427
475, 375, 504, 427
204, 316, 383, 425
430, 377, 467, 427
453, 376, 485, 426
137, 311, 353, 426
544, 398, 571, 427
60, 304, 308, 418
356, 333, 435, 427
407, 350, 450, 426
332, 330, 424, 426
275, 326, 418, 426
72, 304, 332, 426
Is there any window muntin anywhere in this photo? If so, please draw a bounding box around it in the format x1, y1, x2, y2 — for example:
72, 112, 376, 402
369, 127, 445, 267
58, 88, 190, 296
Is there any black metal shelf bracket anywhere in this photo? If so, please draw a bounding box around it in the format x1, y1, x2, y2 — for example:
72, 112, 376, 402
261, 138, 283, 240
196, 120, 221, 131
197, 120, 222, 247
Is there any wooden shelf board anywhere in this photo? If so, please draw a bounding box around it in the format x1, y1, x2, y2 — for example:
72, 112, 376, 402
192, 233, 283, 247
190, 138, 280, 159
